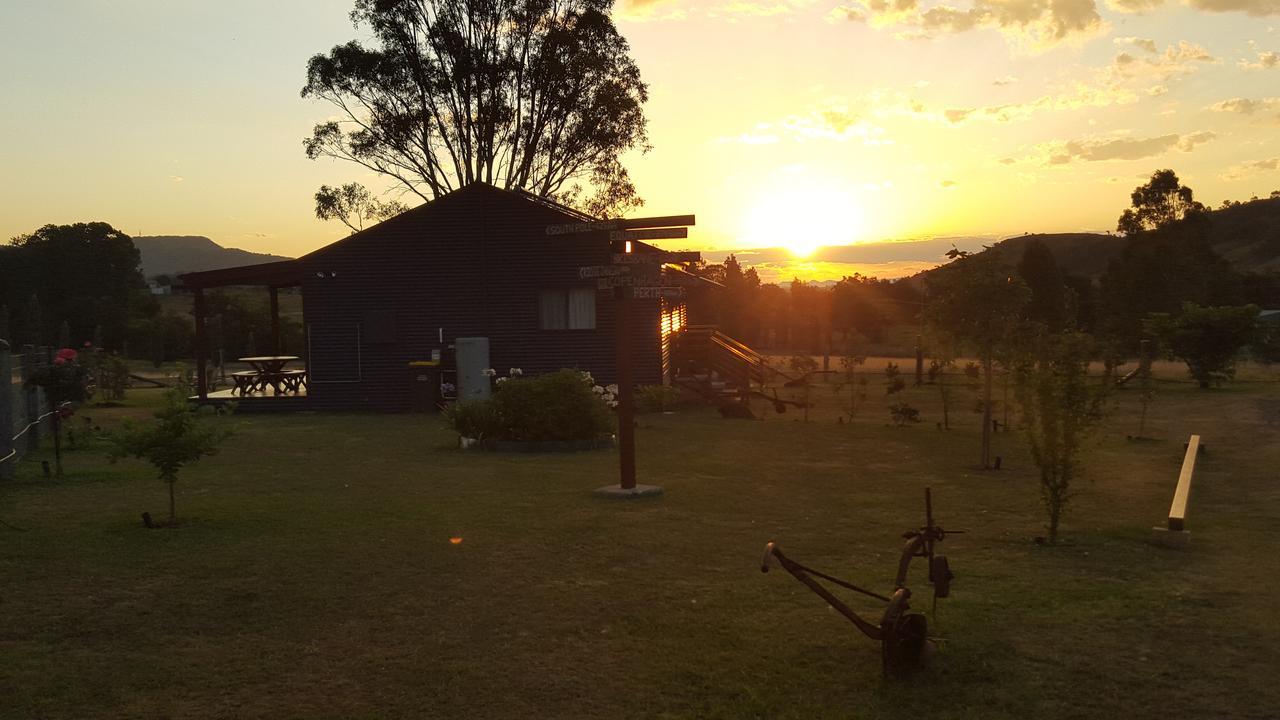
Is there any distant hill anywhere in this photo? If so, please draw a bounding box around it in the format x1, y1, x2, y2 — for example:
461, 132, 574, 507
921, 196, 1280, 281
133, 235, 292, 277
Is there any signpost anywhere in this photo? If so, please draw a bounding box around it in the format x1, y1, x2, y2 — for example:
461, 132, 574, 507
561, 214, 697, 498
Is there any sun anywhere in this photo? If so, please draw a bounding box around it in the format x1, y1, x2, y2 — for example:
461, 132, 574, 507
740, 182, 866, 257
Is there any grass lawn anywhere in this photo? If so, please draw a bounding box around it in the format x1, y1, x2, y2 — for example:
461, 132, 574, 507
2, 364, 1279, 719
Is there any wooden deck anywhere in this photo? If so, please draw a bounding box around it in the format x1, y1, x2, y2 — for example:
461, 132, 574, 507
192, 387, 310, 413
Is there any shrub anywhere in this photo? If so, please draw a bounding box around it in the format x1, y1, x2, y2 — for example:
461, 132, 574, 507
889, 402, 920, 427
445, 369, 616, 443
443, 400, 500, 439
108, 382, 234, 524
636, 384, 682, 413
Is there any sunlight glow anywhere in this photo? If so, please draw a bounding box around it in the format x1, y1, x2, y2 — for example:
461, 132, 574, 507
739, 179, 866, 258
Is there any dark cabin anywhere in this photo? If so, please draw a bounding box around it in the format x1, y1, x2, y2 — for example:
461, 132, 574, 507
181, 183, 703, 412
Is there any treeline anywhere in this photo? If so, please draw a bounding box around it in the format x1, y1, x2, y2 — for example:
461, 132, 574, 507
688, 256, 926, 354
692, 170, 1280, 360
1, 222, 302, 363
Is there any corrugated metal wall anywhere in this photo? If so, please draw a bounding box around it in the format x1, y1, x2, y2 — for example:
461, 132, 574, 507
300, 184, 664, 412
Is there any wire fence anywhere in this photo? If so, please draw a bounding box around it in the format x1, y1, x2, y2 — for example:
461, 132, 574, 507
2, 345, 52, 477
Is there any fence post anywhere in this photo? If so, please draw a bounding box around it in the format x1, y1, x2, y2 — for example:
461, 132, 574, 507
21, 345, 38, 452
1, 339, 13, 479
37, 347, 54, 439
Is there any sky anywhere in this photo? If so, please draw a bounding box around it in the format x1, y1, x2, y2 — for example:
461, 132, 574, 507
1, 0, 1277, 280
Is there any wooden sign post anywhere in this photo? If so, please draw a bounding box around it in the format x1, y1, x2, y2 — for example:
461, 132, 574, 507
559, 215, 697, 498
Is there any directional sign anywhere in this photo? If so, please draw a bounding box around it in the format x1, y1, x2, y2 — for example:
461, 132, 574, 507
548, 220, 622, 236
547, 214, 696, 236
630, 286, 686, 300
578, 265, 630, 279
609, 228, 688, 242
596, 274, 661, 289
612, 251, 701, 265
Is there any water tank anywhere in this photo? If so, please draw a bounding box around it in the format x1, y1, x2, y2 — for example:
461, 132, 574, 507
455, 337, 491, 402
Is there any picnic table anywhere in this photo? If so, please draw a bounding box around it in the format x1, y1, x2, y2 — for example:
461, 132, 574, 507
234, 356, 305, 396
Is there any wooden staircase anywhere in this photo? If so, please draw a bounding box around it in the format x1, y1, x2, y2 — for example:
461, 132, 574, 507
672, 325, 777, 402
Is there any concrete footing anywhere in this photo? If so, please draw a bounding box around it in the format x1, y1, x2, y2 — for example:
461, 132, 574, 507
594, 484, 664, 498
1152, 527, 1191, 546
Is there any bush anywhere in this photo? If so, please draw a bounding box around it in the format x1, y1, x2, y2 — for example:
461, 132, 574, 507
636, 384, 681, 413
889, 402, 921, 427
443, 400, 500, 439
445, 369, 616, 443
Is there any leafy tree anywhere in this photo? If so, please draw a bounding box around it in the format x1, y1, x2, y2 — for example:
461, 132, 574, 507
1012, 332, 1111, 544
926, 249, 1030, 469
1116, 169, 1206, 236
109, 383, 233, 525
831, 274, 889, 341
1100, 221, 1238, 351
315, 183, 409, 233
1145, 303, 1259, 388
3, 223, 153, 349
1017, 240, 1068, 331
302, 0, 650, 217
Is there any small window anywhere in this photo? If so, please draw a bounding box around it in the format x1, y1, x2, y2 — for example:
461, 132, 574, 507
539, 288, 596, 330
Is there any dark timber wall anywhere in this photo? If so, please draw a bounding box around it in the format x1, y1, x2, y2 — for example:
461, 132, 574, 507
299, 183, 664, 412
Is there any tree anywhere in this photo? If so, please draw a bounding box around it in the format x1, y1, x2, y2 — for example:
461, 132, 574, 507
315, 183, 409, 233
3, 223, 152, 350
302, 0, 650, 217
1145, 303, 1259, 388
1013, 332, 1111, 543
926, 249, 1030, 469
109, 383, 233, 525
1017, 240, 1068, 331
1100, 220, 1238, 349
1116, 169, 1205, 236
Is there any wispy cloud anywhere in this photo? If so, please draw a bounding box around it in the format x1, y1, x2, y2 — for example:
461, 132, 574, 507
1188, 0, 1280, 18
1221, 157, 1280, 180
1238, 49, 1280, 69
830, 0, 1108, 50
721, 105, 892, 145
1038, 131, 1216, 164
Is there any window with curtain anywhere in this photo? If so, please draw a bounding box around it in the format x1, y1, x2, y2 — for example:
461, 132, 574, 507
539, 288, 596, 330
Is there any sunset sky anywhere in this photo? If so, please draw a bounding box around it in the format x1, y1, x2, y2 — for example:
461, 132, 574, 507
2, 0, 1277, 279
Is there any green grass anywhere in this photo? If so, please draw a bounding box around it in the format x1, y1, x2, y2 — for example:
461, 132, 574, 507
2, 367, 1279, 719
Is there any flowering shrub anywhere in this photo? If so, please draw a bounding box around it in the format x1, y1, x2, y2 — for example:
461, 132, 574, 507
446, 369, 616, 443
27, 348, 91, 404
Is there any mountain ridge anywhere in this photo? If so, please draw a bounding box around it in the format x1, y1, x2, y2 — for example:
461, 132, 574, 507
133, 235, 293, 277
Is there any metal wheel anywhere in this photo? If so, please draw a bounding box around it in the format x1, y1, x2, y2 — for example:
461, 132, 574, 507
881, 612, 929, 677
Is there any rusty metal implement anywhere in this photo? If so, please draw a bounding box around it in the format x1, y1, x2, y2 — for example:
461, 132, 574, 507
760, 487, 958, 677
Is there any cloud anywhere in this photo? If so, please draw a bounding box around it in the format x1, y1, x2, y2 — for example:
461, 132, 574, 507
1221, 157, 1280, 179
723, 104, 891, 145
616, 0, 686, 19
1040, 131, 1216, 164
1114, 36, 1158, 53
934, 80, 1139, 125
1105, 0, 1166, 13
1239, 50, 1280, 69
832, 0, 1107, 49
1206, 96, 1280, 124
619, 0, 818, 20
1107, 41, 1218, 82
1188, 0, 1280, 17
1207, 96, 1280, 114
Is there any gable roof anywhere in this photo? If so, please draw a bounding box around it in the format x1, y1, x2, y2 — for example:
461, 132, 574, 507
300, 182, 598, 261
